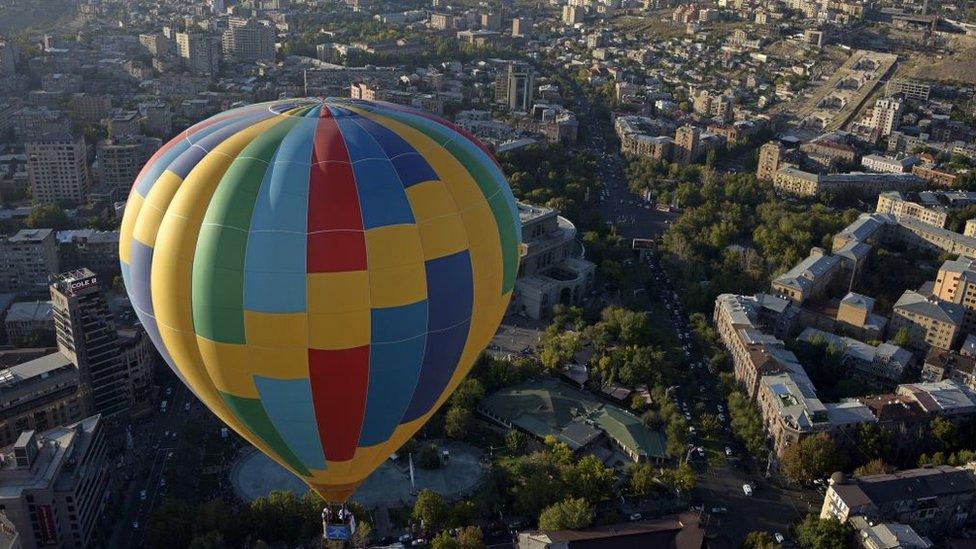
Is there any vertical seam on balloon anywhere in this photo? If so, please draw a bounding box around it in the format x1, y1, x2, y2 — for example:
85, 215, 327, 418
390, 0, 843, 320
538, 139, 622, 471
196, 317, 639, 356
324, 104, 371, 471
339, 108, 389, 456
302, 111, 321, 469
347, 107, 479, 463
345, 111, 433, 448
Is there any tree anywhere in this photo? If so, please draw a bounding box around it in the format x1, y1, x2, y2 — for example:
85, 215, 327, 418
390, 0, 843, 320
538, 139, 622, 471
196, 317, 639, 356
351, 520, 372, 548
781, 434, 845, 485
413, 489, 446, 531
539, 330, 581, 371
431, 532, 461, 549
417, 444, 441, 469
188, 531, 224, 549
931, 417, 956, 451
505, 430, 527, 454
457, 526, 486, 548
853, 458, 889, 477
449, 500, 476, 528
793, 515, 854, 549
891, 327, 912, 348
538, 497, 593, 530
742, 530, 777, 549
563, 454, 614, 504
26, 203, 71, 229
662, 462, 696, 494
449, 378, 485, 410
445, 406, 472, 440
628, 463, 657, 498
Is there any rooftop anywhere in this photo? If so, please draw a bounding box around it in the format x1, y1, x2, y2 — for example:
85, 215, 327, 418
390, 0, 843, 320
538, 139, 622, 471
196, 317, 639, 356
894, 290, 965, 325
3, 301, 53, 323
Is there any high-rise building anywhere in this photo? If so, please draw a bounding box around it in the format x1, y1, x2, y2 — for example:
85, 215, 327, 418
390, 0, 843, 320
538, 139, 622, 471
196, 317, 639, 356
932, 256, 976, 335
562, 5, 581, 24
175, 31, 219, 76
0, 229, 60, 294
672, 125, 700, 165
506, 62, 534, 112
756, 141, 782, 181
26, 134, 91, 205
96, 137, 155, 195
145, 103, 173, 137
50, 269, 131, 418
0, 40, 19, 76
511, 17, 531, 37
871, 98, 903, 138
69, 94, 112, 125
0, 352, 87, 447
0, 416, 109, 549
221, 18, 276, 62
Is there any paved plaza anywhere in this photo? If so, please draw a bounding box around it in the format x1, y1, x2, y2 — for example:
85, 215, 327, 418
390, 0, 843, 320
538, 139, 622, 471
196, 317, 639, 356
231, 440, 486, 507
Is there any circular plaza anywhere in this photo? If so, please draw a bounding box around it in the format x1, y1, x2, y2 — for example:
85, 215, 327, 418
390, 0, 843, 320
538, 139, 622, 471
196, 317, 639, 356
230, 440, 486, 507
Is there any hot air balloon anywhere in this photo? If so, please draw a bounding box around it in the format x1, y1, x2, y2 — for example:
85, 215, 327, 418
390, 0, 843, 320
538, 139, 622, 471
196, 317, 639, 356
119, 98, 520, 503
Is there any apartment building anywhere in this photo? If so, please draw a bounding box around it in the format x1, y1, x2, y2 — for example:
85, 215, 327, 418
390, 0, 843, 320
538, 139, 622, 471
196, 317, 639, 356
756, 141, 783, 182
931, 256, 976, 334
0, 353, 87, 447
770, 248, 841, 304
890, 291, 964, 352
876, 191, 949, 228
221, 18, 276, 62
798, 328, 912, 384
0, 416, 110, 549
773, 167, 921, 198
26, 135, 91, 205
921, 348, 976, 390
175, 32, 219, 76
821, 466, 976, 539
0, 230, 60, 295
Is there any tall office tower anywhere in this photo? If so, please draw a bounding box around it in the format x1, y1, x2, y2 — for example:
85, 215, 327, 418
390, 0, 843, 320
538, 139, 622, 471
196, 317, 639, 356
871, 97, 904, 137
673, 125, 700, 165
96, 136, 154, 195
221, 18, 276, 62
507, 62, 535, 112
50, 269, 131, 417
175, 31, 219, 76
26, 134, 92, 205
756, 141, 783, 181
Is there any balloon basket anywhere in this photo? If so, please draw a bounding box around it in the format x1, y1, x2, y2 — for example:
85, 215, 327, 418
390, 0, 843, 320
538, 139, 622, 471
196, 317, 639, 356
322, 504, 356, 542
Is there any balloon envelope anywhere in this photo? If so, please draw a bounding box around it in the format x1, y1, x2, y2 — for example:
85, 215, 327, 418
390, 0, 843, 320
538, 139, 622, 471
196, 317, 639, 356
119, 98, 520, 501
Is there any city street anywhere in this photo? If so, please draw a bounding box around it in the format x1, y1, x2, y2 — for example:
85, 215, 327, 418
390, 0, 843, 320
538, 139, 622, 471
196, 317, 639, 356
108, 379, 196, 549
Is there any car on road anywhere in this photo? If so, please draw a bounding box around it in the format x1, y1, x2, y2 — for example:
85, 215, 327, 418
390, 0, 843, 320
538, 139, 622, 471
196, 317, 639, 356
710, 507, 727, 514
774, 532, 785, 543
139, 490, 147, 501
132, 521, 139, 530
725, 447, 733, 457
743, 484, 753, 496
628, 513, 642, 521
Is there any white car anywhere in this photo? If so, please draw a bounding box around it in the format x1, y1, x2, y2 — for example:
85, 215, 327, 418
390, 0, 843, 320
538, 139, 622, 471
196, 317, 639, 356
743, 484, 753, 496
774, 532, 785, 544
139, 490, 147, 501
725, 447, 733, 457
